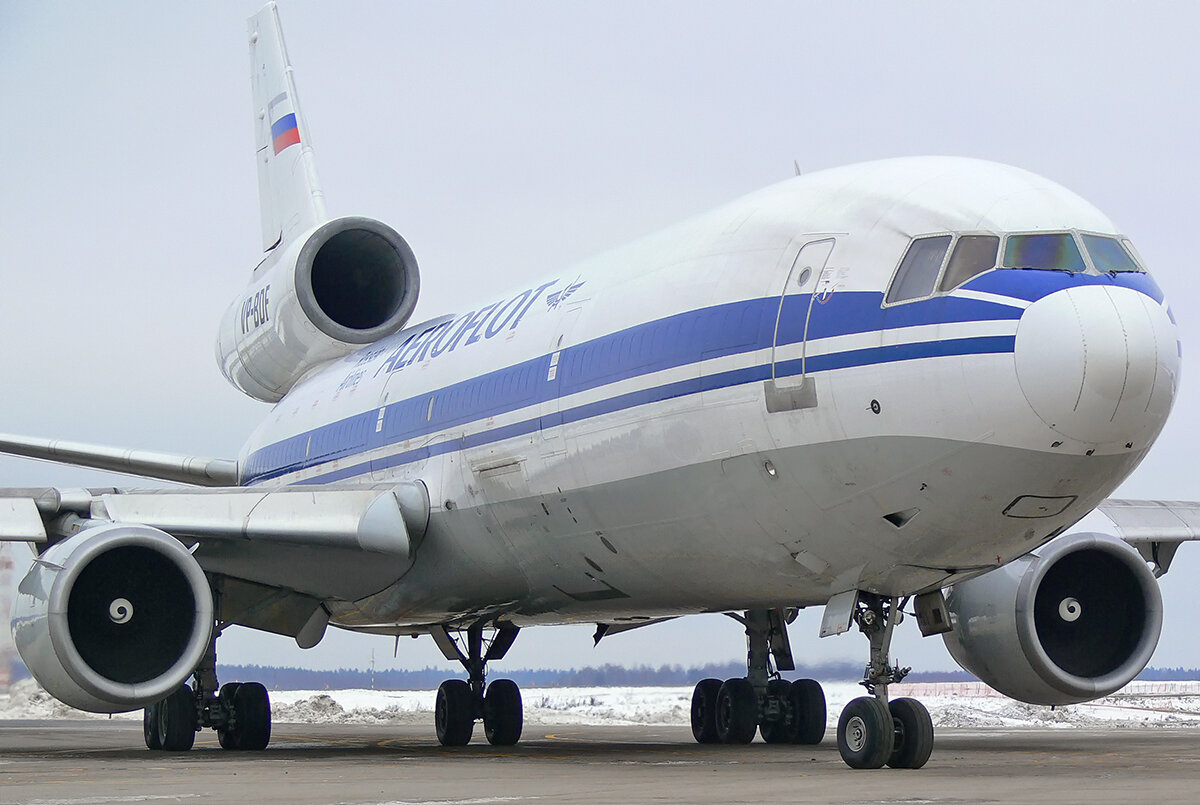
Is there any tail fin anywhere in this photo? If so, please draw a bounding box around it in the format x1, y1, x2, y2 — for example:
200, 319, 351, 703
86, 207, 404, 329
248, 2, 327, 253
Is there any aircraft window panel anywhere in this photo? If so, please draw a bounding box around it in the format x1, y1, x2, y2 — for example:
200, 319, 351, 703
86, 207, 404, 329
1002, 233, 1086, 272
940, 235, 998, 291
1082, 234, 1142, 273
1121, 238, 1148, 271
885, 235, 952, 304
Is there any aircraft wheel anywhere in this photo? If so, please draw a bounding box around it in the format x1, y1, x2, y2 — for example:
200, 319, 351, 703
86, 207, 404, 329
758, 679, 793, 744
156, 684, 197, 752
143, 702, 162, 750
483, 679, 523, 746
837, 696, 893, 769
216, 682, 243, 749
436, 679, 475, 746
715, 678, 758, 744
690, 678, 723, 743
226, 682, 272, 751
789, 678, 826, 745
887, 697, 934, 769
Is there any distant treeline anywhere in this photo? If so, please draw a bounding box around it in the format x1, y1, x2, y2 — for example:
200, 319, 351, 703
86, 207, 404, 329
7, 660, 1199, 691
209, 662, 1200, 690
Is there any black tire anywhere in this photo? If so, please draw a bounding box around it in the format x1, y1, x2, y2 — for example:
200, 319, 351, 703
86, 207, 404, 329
837, 696, 893, 769
790, 678, 826, 745
157, 684, 196, 752
715, 678, 758, 745
217, 682, 243, 750
690, 678, 723, 744
483, 679, 523, 746
435, 679, 475, 746
143, 702, 162, 750
758, 679, 793, 744
887, 697, 934, 769
232, 682, 272, 751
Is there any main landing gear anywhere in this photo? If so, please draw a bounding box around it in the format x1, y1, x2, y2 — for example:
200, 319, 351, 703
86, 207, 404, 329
142, 625, 272, 752
430, 622, 524, 747
690, 608, 827, 746
836, 594, 933, 770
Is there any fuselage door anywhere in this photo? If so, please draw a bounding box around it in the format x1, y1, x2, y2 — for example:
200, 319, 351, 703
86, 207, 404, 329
770, 237, 837, 393
539, 303, 583, 447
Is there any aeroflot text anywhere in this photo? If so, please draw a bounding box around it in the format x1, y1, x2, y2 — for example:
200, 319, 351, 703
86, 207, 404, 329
376, 279, 564, 376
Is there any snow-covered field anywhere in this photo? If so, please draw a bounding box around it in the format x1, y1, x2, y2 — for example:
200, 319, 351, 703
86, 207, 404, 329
3, 679, 1199, 729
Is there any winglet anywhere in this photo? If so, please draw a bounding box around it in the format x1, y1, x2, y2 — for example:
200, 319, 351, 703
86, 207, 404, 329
248, 2, 327, 253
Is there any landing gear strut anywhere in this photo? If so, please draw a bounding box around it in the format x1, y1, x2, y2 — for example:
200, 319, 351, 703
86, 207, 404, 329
142, 622, 272, 752
690, 608, 826, 746
430, 621, 523, 746
836, 594, 933, 770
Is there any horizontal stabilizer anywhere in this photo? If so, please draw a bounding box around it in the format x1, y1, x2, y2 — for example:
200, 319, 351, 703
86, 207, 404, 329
0, 433, 238, 487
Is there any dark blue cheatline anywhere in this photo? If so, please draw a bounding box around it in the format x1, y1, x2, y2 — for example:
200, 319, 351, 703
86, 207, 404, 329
243, 285, 1033, 485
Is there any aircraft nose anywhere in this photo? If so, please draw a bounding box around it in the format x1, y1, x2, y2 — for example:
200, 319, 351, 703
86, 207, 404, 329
1014, 285, 1179, 447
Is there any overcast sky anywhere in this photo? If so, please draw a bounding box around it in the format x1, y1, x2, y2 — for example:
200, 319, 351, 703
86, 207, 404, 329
2, 2, 1198, 676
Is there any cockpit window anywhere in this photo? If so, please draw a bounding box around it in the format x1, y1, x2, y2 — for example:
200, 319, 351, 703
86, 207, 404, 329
886, 235, 952, 304
1002, 233, 1086, 272
1081, 234, 1142, 273
940, 235, 999, 291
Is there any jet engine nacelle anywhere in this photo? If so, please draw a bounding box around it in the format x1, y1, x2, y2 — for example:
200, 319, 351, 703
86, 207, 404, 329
11, 523, 214, 713
217, 216, 420, 403
941, 532, 1162, 706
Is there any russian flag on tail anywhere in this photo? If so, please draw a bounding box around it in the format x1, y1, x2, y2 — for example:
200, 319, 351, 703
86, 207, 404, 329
271, 113, 300, 154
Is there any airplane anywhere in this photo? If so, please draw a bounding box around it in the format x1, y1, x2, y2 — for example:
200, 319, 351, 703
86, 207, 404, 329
2, 1, 1197, 769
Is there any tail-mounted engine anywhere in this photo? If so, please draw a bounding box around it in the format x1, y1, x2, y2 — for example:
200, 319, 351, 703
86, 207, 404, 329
941, 532, 1162, 705
217, 216, 420, 402
11, 524, 214, 713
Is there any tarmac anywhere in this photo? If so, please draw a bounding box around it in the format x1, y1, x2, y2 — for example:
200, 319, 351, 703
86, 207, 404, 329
1, 721, 1197, 804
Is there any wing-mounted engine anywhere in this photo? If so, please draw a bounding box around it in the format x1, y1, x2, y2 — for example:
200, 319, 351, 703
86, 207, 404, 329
216, 215, 420, 402
11, 523, 213, 713
941, 533, 1162, 705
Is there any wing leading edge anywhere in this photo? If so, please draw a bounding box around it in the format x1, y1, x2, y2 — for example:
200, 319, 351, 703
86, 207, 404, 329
1096, 498, 1200, 576
0, 432, 238, 486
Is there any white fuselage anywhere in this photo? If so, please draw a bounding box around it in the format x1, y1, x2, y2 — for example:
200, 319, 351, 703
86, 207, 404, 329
234, 157, 1179, 632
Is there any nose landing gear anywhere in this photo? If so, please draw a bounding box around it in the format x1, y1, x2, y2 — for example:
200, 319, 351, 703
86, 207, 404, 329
836, 594, 933, 770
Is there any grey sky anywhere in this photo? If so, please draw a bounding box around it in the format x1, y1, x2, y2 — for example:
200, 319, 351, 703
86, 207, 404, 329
1, 2, 1197, 674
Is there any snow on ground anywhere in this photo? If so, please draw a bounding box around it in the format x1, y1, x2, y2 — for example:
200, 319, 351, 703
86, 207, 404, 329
2, 679, 1198, 729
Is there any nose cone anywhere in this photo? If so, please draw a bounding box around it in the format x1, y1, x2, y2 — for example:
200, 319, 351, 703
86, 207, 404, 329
1014, 285, 1179, 446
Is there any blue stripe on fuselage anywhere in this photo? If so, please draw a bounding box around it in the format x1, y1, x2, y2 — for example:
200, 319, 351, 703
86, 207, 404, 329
289, 334, 1017, 486
242, 289, 1025, 485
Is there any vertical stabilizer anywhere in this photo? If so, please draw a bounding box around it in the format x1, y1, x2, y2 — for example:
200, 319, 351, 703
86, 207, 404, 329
248, 2, 327, 253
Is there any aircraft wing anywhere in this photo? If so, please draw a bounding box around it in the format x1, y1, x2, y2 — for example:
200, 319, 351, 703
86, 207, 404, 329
0, 432, 238, 486
0, 469, 430, 645
1096, 498, 1200, 576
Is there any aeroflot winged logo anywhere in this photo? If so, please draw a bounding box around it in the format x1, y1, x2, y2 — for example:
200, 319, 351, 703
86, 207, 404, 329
546, 277, 584, 310
374, 277, 585, 377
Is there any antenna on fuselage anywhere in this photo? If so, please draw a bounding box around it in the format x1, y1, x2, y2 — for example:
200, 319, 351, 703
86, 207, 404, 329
793, 160, 802, 177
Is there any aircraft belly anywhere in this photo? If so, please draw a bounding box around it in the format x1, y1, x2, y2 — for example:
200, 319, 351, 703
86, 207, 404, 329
330, 429, 1145, 628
